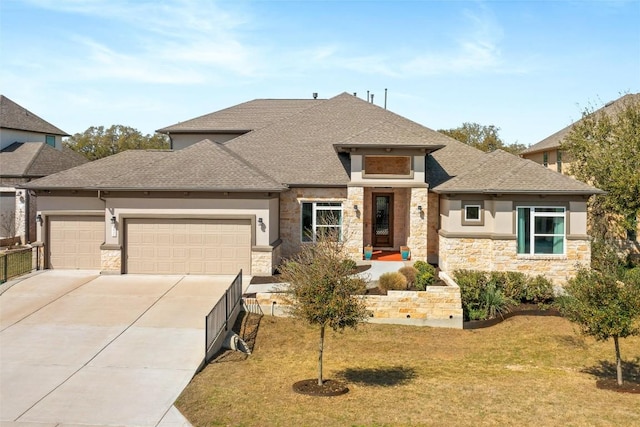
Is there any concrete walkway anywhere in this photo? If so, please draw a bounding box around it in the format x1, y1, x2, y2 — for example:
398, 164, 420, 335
0, 271, 245, 427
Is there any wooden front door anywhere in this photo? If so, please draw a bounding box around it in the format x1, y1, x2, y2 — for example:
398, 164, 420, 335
372, 193, 393, 247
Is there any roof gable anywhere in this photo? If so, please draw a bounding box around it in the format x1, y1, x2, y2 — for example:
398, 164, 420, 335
433, 149, 604, 195
0, 95, 69, 136
24, 140, 286, 192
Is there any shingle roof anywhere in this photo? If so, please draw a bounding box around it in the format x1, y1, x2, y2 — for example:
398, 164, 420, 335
227, 92, 479, 186
157, 99, 323, 133
521, 93, 640, 155
0, 142, 88, 177
432, 149, 604, 195
0, 95, 69, 136
23, 139, 287, 192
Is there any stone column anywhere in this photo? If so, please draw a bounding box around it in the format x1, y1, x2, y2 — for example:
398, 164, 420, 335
407, 187, 429, 260
345, 186, 364, 260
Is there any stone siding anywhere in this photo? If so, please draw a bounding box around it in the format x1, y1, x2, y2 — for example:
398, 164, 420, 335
279, 187, 348, 260
251, 247, 279, 276
406, 187, 429, 260
100, 248, 122, 273
439, 235, 591, 285
345, 187, 364, 260
427, 192, 440, 264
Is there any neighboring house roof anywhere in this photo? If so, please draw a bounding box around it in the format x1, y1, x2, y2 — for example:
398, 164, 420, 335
23, 139, 287, 192
156, 99, 324, 133
521, 93, 640, 155
432, 149, 605, 195
0, 95, 69, 136
0, 142, 88, 178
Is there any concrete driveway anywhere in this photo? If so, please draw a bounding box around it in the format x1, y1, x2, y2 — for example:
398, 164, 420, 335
0, 270, 244, 427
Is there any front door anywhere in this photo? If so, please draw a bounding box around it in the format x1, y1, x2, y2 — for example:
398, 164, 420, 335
373, 193, 393, 247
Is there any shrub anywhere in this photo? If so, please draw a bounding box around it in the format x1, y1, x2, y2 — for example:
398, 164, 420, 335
624, 266, 640, 285
412, 261, 437, 290
453, 269, 488, 320
341, 258, 357, 273
525, 275, 555, 304
499, 271, 528, 302
378, 272, 408, 292
398, 266, 418, 287
483, 283, 514, 319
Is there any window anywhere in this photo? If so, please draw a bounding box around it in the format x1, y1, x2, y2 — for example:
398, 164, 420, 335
543, 152, 548, 167
301, 201, 343, 242
556, 150, 562, 173
517, 207, 565, 255
464, 205, 481, 222
45, 135, 55, 147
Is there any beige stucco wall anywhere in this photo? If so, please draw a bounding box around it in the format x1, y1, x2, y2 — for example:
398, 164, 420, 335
0, 130, 63, 150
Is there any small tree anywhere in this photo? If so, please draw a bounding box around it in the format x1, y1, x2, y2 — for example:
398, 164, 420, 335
560, 266, 640, 386
279, 232, 369, 386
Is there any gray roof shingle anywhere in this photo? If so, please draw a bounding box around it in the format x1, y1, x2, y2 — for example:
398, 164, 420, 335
0, 142, 88, 177
157, 99, 323, 133
433, 149, 604, 195
0, 95, 69, 136
521, 93, 640, 155
23, 139, 286, 192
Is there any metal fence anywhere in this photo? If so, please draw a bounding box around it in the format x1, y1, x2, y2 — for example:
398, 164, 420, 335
205, 270, 243, 356
1, 247, 35, 284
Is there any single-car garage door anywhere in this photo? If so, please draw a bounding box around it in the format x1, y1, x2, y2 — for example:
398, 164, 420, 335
48, 216, 104, 269
126, 218, 251, 275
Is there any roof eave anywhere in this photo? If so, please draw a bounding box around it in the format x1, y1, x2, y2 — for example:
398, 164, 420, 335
333, 144, 445, 153
431, 188, 606, 196
156, 128, 252, 134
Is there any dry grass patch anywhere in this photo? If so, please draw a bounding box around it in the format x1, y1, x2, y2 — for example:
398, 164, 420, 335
176, 315, 640, 426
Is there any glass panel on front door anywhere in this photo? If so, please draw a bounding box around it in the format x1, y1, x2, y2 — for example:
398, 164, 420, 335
374, 195, 392, 246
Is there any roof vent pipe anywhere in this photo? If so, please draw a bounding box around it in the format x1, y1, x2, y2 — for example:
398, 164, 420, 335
370, 93, 374, 104
312, 92, 318, 99
384, 88, 388, 109
367, 90, 370, 102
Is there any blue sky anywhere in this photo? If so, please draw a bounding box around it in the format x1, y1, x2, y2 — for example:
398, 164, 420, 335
1, 0, 639, 146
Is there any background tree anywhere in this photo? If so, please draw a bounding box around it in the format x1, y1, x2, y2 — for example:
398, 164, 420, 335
64, 125, 170, 160
561, 96, 640, 242
279, 232, 369, 387
559, 263, 640, 386
439, 122, 527, 154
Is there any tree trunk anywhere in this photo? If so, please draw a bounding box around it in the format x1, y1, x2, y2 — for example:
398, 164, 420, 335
614, 335, 623, 386
318, 325, 325, 386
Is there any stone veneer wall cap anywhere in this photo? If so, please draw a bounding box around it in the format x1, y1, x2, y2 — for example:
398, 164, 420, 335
438, 230, 517, 240
100, 243, 121, 250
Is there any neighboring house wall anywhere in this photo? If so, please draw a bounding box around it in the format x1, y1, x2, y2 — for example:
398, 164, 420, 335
438, 195, 591, 285
170, 133, 243, 150
522, 149, 572, 175
0, 129, 62, 150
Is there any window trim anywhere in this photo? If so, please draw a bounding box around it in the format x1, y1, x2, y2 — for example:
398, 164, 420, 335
517, 206, 566, 256
45, 135, 56, 147
461, 201, 484, 226
300, 201, 343, 243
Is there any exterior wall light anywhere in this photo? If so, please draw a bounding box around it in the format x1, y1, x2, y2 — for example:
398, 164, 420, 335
417, 205, 423, 213
36, 214, 43, 225
258, 218, 264, 225
110, 216, 117, 225
354, 204, 359, 212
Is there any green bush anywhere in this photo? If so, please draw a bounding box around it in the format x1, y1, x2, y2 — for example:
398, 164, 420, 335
484, 283, 514, 319
494, 271, 528, 302
525, 275, 554, 304
624, 266, 640, 285
412, 261, 437, 290
398, 266, 418, 287
341, 258, 357, 273
378, 272, 408, 292
453, 269, 489, 320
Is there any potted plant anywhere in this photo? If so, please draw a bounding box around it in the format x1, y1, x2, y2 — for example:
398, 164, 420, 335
364, 244, 373, 260
400, 245, 410, 260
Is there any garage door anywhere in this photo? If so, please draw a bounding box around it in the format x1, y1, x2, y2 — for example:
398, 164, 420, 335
48, 216, 104, 269
126, 218, 251, 275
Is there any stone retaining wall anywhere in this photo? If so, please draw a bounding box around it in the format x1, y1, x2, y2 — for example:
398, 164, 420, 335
251, 272, 463, 329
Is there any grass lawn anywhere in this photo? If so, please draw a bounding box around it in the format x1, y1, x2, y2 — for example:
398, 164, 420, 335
177, 315, 640, 426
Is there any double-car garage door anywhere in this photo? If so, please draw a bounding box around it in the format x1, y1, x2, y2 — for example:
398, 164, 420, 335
47, 216, 251, 275
126, 218, 251, 275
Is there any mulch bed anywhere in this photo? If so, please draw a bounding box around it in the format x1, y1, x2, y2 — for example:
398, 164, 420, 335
463, 305, 562, 330
292, 379, 349, 396
596, 379, 640, 394
250, 264, 371, 285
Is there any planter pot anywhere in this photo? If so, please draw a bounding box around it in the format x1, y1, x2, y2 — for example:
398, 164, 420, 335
400, 246, 410, 260
364, 246, 373, 260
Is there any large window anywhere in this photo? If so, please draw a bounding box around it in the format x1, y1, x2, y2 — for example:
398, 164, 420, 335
301, 201, 343, 242
517, 207, 565, 255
